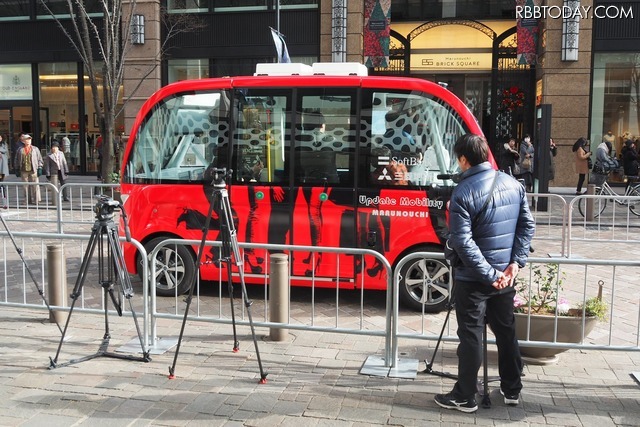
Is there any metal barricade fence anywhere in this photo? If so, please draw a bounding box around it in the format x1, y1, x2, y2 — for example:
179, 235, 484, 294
393, 253, 640, 368
0, 181, 118, 234
3, 206, 640, 374
0, 230, 151, 349
527, 193, 568, 257
147, 239, 394, 362
567, 193, 640, 258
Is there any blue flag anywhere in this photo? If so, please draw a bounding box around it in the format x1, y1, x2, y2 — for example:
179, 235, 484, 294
270, 27, 291, 63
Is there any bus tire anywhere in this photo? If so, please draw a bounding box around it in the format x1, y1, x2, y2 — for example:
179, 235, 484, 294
398, 248, 451, 313
141, 237, 195, 296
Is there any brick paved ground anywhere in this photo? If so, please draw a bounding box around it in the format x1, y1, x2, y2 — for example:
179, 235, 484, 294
1, 305, 640, 426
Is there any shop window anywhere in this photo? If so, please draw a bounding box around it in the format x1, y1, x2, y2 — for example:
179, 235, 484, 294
0, 2, 29, 21
168, 59, 209, 83
167, 0, 208, 13
591, 52, 640, 158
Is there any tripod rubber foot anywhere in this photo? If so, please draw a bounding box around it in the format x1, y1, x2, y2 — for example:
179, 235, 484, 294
259, 376, 268, 384
482, 395, 491, 409
48, 357, 57, 370
168, 374, 176, 379
233, 346, 239, 353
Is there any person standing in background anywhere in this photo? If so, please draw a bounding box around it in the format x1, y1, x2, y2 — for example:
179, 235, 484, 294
519, 134, 534, 192
548, 138, 558, 181
14, 134, 43, 204
500, 137, 520, 176
0, 134, 9, 208
44, 141, 70, 204
572, 137, 592, 195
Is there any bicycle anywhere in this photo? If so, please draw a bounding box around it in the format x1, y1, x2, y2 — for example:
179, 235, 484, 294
577, 173, 640, 218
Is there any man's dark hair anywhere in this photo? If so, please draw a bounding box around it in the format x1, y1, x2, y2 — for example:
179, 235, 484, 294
453, 134, 489, 166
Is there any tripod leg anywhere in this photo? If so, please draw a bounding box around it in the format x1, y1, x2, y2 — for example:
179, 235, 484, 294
168, 192, 217, 379
220, 190, 267, 383
0, 210, 63, 334
105, 227, 151, 362
423, 272, 457, 379
226, 254, 240, 352
481, 322, 491, 408
50, 225, 100, 368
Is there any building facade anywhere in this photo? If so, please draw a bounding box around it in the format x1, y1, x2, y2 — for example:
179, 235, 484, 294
2, 0, 639, 187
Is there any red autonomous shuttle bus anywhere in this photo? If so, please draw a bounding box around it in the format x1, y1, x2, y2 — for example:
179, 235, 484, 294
120, 62, 492, 312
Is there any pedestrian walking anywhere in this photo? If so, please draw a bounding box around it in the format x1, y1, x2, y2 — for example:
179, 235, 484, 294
44, 141, 70, 204
572, 137, 592, 195
434, 133, 535, 413
14, 134, 43, 204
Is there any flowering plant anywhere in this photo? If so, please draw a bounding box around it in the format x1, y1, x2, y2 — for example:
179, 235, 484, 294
513, 264, 607, 320
501, 86, 525, 112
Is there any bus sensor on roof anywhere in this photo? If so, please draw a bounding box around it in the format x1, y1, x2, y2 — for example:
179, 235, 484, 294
255, 62, 368, 77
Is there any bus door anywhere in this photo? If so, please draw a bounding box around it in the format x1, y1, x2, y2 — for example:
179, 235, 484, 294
290, 89, 357, 283
355, 89, 462, 291
230, 88, 293, 276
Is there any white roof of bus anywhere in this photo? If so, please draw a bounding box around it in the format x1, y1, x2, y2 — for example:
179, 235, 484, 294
254, 62, 368, 77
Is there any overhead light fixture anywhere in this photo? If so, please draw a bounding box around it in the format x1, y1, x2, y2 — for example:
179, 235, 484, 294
131, 14, 145, 45
40, 74, 79, 80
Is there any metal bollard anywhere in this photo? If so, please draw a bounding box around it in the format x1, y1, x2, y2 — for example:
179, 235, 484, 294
47, 245, 67, 324
586, 184, 595, 221
269, 253, 289, 341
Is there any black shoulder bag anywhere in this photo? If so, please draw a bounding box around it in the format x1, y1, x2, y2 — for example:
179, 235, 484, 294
444, 171, 499, 267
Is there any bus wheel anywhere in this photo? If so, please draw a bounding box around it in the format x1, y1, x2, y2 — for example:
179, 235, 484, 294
142, 237, 195, 296
398, 252, 451, 313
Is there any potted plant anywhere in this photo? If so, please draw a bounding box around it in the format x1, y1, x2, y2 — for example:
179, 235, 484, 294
513, 263, 607, 364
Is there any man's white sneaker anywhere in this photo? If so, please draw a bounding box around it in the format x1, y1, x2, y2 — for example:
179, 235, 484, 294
500, 389, 520, 406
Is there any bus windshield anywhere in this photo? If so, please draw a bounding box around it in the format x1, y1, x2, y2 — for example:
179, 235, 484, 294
125, 87, 469, 187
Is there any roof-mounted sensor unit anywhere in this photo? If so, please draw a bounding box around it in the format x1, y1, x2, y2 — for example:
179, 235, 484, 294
254, 63, 313, 76
312, 62, 368, 76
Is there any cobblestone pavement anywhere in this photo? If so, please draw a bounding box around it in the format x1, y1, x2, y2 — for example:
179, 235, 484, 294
1, 304, 640, 426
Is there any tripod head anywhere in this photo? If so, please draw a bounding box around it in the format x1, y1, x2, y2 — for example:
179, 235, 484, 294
94, 195, 121, 221
93, 195, 131, 242
204, 166, 233, 189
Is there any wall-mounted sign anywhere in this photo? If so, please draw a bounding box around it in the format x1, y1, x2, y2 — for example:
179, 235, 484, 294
411, 53, 492, 72
0, 64, 32, 100
70, 123, 79, 130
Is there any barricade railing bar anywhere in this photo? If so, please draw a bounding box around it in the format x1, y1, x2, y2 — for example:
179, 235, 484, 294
2, 204, 640, 375
393, 253, 640, 366
0, 230, 150, 349
567, 193, 640, 258
0, 182, 119, 234
148, 239, 394, 363
527, 193, 568, 257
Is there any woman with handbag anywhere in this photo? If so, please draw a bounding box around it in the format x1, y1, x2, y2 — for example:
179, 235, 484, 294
518, 134, 534, 191
572, 137, 592, 195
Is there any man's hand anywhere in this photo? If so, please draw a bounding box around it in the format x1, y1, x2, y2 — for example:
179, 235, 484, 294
492, 263, 520, 289
502, 263, 520, 287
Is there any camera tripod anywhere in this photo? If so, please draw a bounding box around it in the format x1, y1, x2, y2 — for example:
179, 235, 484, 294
422, 270, 500, 408
169, 167, 267, 383
0, 208, 62, 334
49, 195, 151, 369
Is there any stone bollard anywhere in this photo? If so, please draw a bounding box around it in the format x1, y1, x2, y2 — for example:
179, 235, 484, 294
47, 245, 67, 325
586, 184, 595, 221
269, 253, 289, 341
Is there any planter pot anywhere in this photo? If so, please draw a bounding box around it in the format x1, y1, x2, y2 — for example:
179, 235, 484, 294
514, 312, 598, 365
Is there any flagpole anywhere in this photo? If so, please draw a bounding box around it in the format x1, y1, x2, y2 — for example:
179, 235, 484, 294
276, 0, 280, 33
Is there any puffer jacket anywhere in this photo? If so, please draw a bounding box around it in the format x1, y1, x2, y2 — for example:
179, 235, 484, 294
448, 162, 535, 285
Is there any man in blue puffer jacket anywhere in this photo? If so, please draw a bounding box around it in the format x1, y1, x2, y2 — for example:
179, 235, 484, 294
435, 134, 535, 413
